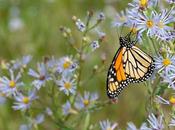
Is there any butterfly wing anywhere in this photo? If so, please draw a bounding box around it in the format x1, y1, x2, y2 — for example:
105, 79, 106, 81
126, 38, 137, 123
123, 45, 154, 83
107, 47, 129, 99
107, 45, 154, 99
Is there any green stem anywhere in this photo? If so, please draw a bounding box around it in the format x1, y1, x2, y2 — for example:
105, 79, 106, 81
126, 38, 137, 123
150, 37, 159, 56
83, 21, 100, 36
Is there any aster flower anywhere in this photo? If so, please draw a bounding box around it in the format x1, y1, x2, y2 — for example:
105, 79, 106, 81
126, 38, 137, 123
154, 54, 175, 74
12, 55, 32, 70
0, 70, 23, 96
159, 31, 175, 42
45, 107, 53, 116
28, 63, 51, 90
46, 56, 58, 69
169, 115, 175, 126
154, 9, 175, 40
155, 95, 170, 105
56, 74, 76, 95
95, 29, 106, 41
91, 40, 100, 51
127, 122, 151, 130
75, 91, 98, 110
127, 122, 137, 130
19, 124, 31, 130
33, 114, 45, 124
9, 17, 24, 32
134, 11, 157, 36
75, 19, 86, 32
113, 9, 129, 27
161, 70, 175, 89
167, 0, 175, 4
128, 0, 158, 11
99, 120, 118, 130
57, 56, 77, 74
9, 7, 24, 32
97, 12, 105, 21
19, 114, 44, 130
62, 101, 77, 115
156, 94, 175, 106
147, 113, 164, 130
12, 90, 38, 111
140, 122, 151, 130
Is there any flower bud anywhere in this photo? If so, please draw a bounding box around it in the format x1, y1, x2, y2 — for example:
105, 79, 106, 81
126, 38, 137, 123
72, 16, 77, 22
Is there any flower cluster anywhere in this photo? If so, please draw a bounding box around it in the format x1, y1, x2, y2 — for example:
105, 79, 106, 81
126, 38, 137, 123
0, 10, 107, 130
113, 0, 175, 41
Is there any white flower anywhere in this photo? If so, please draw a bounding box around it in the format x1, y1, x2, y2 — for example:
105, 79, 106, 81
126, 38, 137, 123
56, 74, 76, 95
154, 9, 175, 40
113, 9, 129, 27
75, 91, 98, 110
147, 113, 164, 130
100, 120, 118, 130
154, 54, 175, 74
12, 90, 38, 111
62, 101, 77, 115
28, 63, 51, 90
0, 70, 23, 96
134, 11, 157, 36
9, 17, 24, 32
166, 0, 175, 4
169, 116, 175, 126
57, 56, 77, 74
19, 124, 31, 130
91, 41, 100, 51
155, 95, 170, 105
45, 107, 53, 116
75, 19, 86, 32
12, 55, 32, 70
97, 12, 105, 21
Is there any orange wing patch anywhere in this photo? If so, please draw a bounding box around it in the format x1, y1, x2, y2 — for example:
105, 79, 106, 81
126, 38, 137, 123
114, 48, 126, 82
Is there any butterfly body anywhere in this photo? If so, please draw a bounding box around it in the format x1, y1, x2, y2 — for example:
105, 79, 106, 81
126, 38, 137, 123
107, 35, 154, 99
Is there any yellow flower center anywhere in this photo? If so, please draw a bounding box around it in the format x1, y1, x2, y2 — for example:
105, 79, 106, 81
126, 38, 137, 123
139, 0, 148, 7
157, 21, 164, 29
9, 80, 16, 88
22, 97, 30, 104
120, 16, 126, 22
39, 75, 45, 80
163, 58, 171, 67
83, 99, 89, 106
107, 128, 112, 130
146, 20, 154, 28
63, 60, 72, 69
130, 27, 137, 34
64, 82, 71, 89
169, 96, 175, 104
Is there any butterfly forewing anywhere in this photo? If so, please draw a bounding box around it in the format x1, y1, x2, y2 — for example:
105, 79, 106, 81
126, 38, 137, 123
107, 47, 129, 98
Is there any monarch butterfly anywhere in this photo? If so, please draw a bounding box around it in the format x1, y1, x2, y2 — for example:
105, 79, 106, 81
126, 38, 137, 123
106, 32, 154, 99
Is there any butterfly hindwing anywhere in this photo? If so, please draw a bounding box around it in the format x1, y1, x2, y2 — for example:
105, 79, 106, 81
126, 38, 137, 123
123, 45, 154, 83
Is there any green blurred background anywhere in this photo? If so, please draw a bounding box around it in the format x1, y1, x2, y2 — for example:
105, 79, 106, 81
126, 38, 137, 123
0, 0, 150, 129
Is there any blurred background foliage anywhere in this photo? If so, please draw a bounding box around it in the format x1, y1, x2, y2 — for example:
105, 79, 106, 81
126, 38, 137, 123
0, 0, 151, 129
